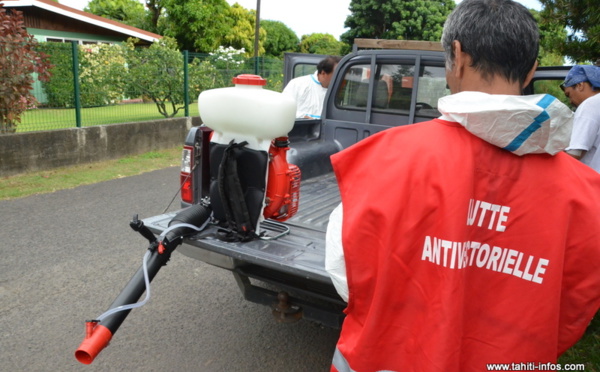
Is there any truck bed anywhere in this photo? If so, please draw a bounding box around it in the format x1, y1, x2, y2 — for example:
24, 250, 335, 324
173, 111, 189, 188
143, 172, 341, 285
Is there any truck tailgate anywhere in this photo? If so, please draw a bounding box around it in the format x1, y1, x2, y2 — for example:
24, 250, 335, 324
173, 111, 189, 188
143, 172, 341, 284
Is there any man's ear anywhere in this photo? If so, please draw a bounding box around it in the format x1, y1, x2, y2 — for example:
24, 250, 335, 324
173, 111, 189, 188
522, 60, 538, 88
577, 82, 591, 92
451, 40, 466, 79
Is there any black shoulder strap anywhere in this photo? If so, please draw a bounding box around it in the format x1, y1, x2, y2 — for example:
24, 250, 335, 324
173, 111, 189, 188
217, 140, 255, 240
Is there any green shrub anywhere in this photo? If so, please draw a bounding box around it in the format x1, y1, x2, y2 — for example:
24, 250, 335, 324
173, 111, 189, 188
38, 42, 74, 108
79, 43, 128, 106
40, 42, 129, 108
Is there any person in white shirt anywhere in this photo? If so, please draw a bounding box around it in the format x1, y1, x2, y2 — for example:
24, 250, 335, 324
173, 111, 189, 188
562, 64, 600, 172
282, 56, 340, 119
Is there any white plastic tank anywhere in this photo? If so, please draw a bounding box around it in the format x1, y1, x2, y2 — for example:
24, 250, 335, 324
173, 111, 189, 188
198, 74, 297, 151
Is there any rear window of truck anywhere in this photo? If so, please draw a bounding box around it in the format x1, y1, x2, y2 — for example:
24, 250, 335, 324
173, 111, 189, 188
334, 62, 449, 120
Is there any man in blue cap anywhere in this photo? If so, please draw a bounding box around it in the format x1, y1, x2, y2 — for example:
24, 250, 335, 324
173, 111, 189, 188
562, 64, 600, 172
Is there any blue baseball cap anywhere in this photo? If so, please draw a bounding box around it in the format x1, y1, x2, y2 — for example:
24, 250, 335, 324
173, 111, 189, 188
562, 65, 600, 89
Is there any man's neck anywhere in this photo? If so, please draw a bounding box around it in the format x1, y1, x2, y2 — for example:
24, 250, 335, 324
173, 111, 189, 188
459, 69, 524, 95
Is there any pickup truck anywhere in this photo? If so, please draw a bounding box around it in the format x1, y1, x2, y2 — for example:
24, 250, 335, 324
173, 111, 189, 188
142, 40, 571, 329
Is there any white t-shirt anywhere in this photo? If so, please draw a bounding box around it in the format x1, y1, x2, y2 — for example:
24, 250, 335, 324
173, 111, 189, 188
282, 72, 327, 119
567, 93, 600, 172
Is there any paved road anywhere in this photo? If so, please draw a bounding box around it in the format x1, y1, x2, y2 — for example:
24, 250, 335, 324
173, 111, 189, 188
0, 167, 340, 372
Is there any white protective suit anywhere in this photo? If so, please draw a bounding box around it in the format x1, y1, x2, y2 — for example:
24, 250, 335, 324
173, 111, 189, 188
282, 72, 327, 119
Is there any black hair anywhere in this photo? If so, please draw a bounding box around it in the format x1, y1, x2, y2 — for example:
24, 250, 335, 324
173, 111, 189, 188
441, 0, 539, 85
317, 56, 342, 74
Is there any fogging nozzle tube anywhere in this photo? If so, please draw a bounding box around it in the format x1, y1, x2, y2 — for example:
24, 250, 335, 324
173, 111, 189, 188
74, 204, 211, 364
74, 321, 112, 365
74, 247, 169, 364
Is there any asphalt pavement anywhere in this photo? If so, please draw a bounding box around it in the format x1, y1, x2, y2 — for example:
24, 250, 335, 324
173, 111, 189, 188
0, 166, 340, 371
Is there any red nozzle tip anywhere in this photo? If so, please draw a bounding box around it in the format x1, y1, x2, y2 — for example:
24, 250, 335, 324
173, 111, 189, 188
75, 323, 113, 364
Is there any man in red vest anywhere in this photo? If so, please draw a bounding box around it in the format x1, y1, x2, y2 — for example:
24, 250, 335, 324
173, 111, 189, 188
326, 0, 600, 371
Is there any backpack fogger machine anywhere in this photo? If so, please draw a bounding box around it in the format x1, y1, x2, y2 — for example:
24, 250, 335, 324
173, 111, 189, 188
75, 74, 300, 364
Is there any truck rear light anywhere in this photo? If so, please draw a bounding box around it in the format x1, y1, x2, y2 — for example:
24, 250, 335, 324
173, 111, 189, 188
181, 147, 192, 173
180, 146, 194, 204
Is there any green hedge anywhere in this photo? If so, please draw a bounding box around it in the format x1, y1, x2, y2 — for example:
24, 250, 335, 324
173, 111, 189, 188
35, 40, 285, 113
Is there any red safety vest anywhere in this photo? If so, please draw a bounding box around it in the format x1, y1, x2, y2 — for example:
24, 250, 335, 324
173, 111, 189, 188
330, 119, 600, 372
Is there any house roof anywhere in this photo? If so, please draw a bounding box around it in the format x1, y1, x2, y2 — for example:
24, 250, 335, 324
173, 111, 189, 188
2, 0, 162, 43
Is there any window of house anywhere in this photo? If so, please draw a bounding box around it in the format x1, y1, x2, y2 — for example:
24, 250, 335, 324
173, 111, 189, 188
44, 37, 106, 45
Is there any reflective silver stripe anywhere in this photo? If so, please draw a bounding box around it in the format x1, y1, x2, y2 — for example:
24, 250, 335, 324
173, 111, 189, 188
332, 348, 355, 372
332, 347, 397, 372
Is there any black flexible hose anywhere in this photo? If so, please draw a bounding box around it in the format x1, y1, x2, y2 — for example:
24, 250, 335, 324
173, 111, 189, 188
163, 203, 212, 246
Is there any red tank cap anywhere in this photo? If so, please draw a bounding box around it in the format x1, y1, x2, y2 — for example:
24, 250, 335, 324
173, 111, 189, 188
232, 74, 267, 86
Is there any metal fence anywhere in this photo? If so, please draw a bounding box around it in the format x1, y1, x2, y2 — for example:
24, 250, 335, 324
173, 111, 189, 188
4, 41, 284, 133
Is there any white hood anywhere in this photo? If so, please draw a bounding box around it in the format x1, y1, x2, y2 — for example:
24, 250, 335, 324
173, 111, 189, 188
438, 92, 573, 156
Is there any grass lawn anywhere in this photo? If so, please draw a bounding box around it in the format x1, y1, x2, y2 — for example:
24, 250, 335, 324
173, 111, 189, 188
18, 101, 200, 132
560, 313, 600, 370
0, 147, 181, 200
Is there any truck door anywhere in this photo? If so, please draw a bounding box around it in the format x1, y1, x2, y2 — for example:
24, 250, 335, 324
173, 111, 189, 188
283, 52, 329, 88
322, 51, 449, 150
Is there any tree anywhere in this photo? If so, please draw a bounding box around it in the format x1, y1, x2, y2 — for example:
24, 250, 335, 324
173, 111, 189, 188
538, 0, 599, 63
85, 0, 148, 30
299, 33, 343, 55
341, 0, 455, 45
261, 20, 299, 58
161, 0, 232, 53
125, 37, 184, 117
0, 5, 51, 133
531, 9, 567, 66
125, 37, 209, 117
221, 3, 265, 57
144, 0, 165, 34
